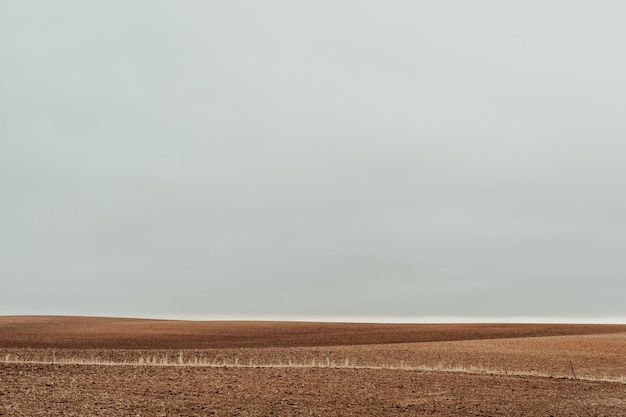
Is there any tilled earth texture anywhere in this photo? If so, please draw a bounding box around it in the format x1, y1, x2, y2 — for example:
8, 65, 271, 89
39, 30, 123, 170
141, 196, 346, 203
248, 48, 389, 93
1, 316, 626, 416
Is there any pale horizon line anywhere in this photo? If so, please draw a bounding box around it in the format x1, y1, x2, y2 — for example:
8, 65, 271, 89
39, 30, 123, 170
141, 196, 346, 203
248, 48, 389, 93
4, 312, 625, 325
144, 314, 626, 324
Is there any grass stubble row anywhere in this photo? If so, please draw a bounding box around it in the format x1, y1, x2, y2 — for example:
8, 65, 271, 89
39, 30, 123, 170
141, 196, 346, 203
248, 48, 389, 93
3, 339, 625, 384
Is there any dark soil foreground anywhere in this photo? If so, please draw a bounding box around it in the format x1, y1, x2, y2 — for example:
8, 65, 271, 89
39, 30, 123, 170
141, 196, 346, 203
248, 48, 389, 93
1, 363, 625, 417
1, 316, 626, 416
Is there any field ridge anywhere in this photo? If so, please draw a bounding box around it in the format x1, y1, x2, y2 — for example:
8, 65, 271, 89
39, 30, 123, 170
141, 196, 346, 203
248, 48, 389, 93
2, 315, 624, 349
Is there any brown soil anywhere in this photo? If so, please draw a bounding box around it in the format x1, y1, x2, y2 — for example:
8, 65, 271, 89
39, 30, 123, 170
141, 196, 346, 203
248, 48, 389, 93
1, 316, 624, 349
1, 316, 625, 416
3, 363, 626, 416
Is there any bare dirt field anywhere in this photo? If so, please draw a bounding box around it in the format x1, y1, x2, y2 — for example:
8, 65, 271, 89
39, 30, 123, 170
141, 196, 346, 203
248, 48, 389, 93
1, 316, 625, 416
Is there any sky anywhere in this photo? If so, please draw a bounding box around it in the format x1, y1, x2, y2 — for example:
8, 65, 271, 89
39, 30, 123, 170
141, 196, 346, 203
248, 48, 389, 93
1, 1, 625, 322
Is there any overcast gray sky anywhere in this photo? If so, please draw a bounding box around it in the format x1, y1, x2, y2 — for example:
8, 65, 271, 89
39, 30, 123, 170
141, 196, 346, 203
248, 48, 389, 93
2, 1, 625, 321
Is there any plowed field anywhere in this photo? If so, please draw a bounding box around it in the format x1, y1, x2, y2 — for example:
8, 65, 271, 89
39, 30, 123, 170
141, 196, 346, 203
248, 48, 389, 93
1, 316, 625, 416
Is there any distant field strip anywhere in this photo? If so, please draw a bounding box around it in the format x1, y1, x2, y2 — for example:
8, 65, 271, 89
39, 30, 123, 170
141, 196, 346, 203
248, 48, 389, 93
2, 353, 625, 384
